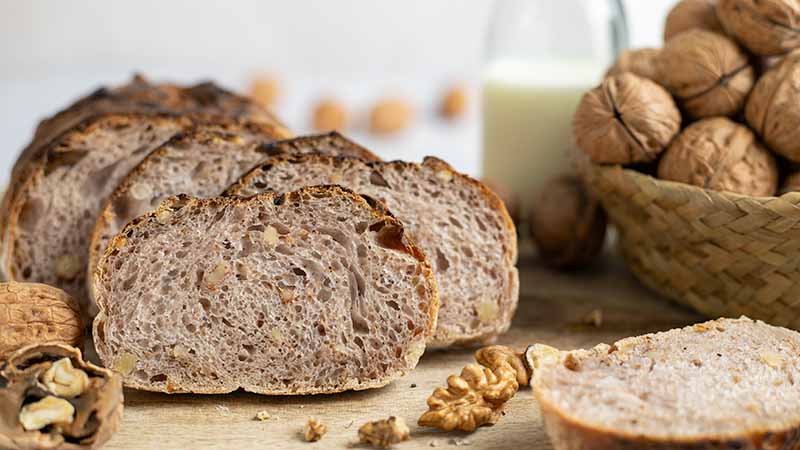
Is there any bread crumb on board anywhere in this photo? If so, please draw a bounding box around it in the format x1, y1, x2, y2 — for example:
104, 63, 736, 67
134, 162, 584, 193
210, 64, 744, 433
254, 410, 271, 421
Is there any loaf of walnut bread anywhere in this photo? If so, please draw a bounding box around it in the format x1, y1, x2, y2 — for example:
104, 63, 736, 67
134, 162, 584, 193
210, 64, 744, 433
92, 186, 437, 394
225, 139, 518, 348
1, 114, 286, 319
87, 130, 377, 317
529, 317, 800, 450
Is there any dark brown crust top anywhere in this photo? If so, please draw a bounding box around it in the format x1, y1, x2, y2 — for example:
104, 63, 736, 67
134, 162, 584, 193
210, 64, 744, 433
224, 151, 518, 265
253, 131, 381, 162
94, 185, 439, 337
86, 119, 292, 278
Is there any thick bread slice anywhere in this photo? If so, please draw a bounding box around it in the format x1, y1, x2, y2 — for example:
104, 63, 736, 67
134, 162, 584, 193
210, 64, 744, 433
1, 113, 284, 319
225, 145, 518, 348
1, 75, 288, 250
530, 317, 800, 450
87, 130, 376, 317
92, 186, 438, 394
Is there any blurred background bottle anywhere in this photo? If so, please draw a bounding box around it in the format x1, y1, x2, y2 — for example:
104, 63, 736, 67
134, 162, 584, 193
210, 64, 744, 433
482, 0, 628, 211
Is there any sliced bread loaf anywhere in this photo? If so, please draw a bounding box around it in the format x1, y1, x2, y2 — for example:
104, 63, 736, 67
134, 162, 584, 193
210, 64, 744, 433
87, 130, 377, 317
1, 113, 286, 319
92, 186, 438, 394
529, 317, 800, 450
225, 142, 518, 348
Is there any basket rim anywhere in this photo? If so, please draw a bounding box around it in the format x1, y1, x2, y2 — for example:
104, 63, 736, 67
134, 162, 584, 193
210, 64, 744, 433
587, 162, 800, 203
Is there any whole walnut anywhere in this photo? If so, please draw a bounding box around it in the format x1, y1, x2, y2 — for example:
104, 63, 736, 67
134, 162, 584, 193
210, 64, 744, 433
664, 0, 724, 41
656, 29, 755, 119
717, 0, 800, 56
606, 48, 661, 80
529, 175, 607, 270
658, 117, 779, 197
573, 73, 681, 165
746, 51, 800, 162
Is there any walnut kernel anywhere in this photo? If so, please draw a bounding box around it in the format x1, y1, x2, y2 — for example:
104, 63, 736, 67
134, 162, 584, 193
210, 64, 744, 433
529, 175, 607, 270
359, 416, 410, 448
573, 73, 680, 164
664, 0, 723, 41
717, 0, 800, 56
658, 118, 778, 197
19, 396, 75, 431
369, 99, 413, 134
303, 417, 327, 442
112, 352, 138, 376
474, 345, 530, 386
524, 344, 562, 371
312, 98, 348, 132
40, 358, 89, 398
656, 29, 754, 118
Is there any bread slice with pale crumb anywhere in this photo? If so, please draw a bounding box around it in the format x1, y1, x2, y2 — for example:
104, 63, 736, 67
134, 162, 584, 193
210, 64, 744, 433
87, 130, 375, 317
529, 317, 800, 450
225, 139, 518, 348
92, 186, 438, 394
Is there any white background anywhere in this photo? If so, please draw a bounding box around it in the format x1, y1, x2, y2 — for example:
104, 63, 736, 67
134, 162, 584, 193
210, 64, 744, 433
0, 0, 675, 186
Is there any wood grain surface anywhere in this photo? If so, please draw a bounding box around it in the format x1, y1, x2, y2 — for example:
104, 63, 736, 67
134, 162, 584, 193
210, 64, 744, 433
104, 251, 703, 450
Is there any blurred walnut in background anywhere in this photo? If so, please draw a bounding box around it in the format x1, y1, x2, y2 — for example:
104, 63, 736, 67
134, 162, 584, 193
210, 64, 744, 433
717, 0, 800, 56
249, 75, 280, 108
369, 98, 414, 134
439, 84, 468, 120
311, 98, 349, 132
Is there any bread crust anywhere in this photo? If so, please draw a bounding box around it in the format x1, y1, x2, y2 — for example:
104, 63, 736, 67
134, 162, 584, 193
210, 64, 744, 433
253, 131, 381, 162
92, 185, 438, 395
226, 150, 518, 348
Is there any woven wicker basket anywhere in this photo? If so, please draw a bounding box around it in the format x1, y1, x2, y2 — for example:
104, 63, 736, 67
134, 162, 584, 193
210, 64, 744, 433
583, 163, 800, 329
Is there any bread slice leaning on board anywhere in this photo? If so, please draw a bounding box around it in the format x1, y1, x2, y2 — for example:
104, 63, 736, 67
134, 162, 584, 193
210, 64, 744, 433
87, 130, 377, 317
224, 137, 518, 348
528, 316, 800, 450
92, 186, 438, 394
1, 113, 286, 319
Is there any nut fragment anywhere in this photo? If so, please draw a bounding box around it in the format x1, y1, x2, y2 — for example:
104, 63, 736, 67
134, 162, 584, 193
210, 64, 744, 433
369, 99, 413, 134
656, 29, 755, 118
0, 282, 83, 356
263, 225, 279, 246
40, 358, 89, 398
254, 410, 271, 421
524, 344, 562, 372
717, 0, 800, 56
475, 345, 530, 387
359, 416, 410, 448
761, 352, 785, 368
19, 396, 75, 431
112, 352, 138, 376
312, 98, 349, 131
606, 48, 661, 80
664, 0, 723, 41
476, 301, 498, 324
54, 254, 82, 280
529, 175, 607, 270
439, 85, 468, 119
573, 73, 680, 164
303, 417, 327, 442
418, 364, 516, 432
205, 262, 229, 288
746, 51, 800, 162
658, 117, 778, 197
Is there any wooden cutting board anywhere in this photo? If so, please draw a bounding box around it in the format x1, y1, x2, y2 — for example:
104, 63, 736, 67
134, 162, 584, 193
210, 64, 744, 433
104, 251, 703, 450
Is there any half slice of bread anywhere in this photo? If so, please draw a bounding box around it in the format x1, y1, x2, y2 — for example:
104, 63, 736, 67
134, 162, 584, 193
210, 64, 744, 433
1, 113, 286, 319
87, 130, 377, 317
225, 141, 518, 348
529, 317, 800, 450
92, 186, 438, 394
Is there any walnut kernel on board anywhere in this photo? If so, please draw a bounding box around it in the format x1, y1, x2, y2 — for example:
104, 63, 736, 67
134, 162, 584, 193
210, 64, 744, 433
656, 29, 754, 119
572, 73, 680, 165
0, 344, 123, 450
657, 117, 778, 197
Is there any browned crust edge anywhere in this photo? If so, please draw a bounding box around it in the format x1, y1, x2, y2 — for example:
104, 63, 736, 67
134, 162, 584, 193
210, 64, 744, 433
91, 185, 438, 395
252, 131, 381, 162
224, 150, 519, 347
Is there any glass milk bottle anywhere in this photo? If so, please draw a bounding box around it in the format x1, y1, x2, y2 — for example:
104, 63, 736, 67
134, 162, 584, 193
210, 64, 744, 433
482, 0, 628, 212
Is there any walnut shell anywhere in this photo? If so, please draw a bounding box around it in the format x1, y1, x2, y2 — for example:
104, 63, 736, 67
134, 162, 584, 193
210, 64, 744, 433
573, 73, 681, 165
529, 175, 607, 269
658, 117, 779, 197
606, 48, 661, 80
746, 51, 800, 161
664, 0, 724, 41
656, 29, 755, 119
717, 0, 800, 56
0, 344, 123, 450
0, 282, 83, 356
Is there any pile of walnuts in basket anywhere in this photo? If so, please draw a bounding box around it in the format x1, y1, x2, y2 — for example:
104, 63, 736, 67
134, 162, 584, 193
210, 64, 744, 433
574, 0, 800, 198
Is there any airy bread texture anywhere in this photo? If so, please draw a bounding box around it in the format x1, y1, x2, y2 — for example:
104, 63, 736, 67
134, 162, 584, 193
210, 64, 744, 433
92, 186, 437, 394
226, 143, 518, 348
88, 129, 377, 318
1, 114, 283, 319
532, 317, 800, 450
